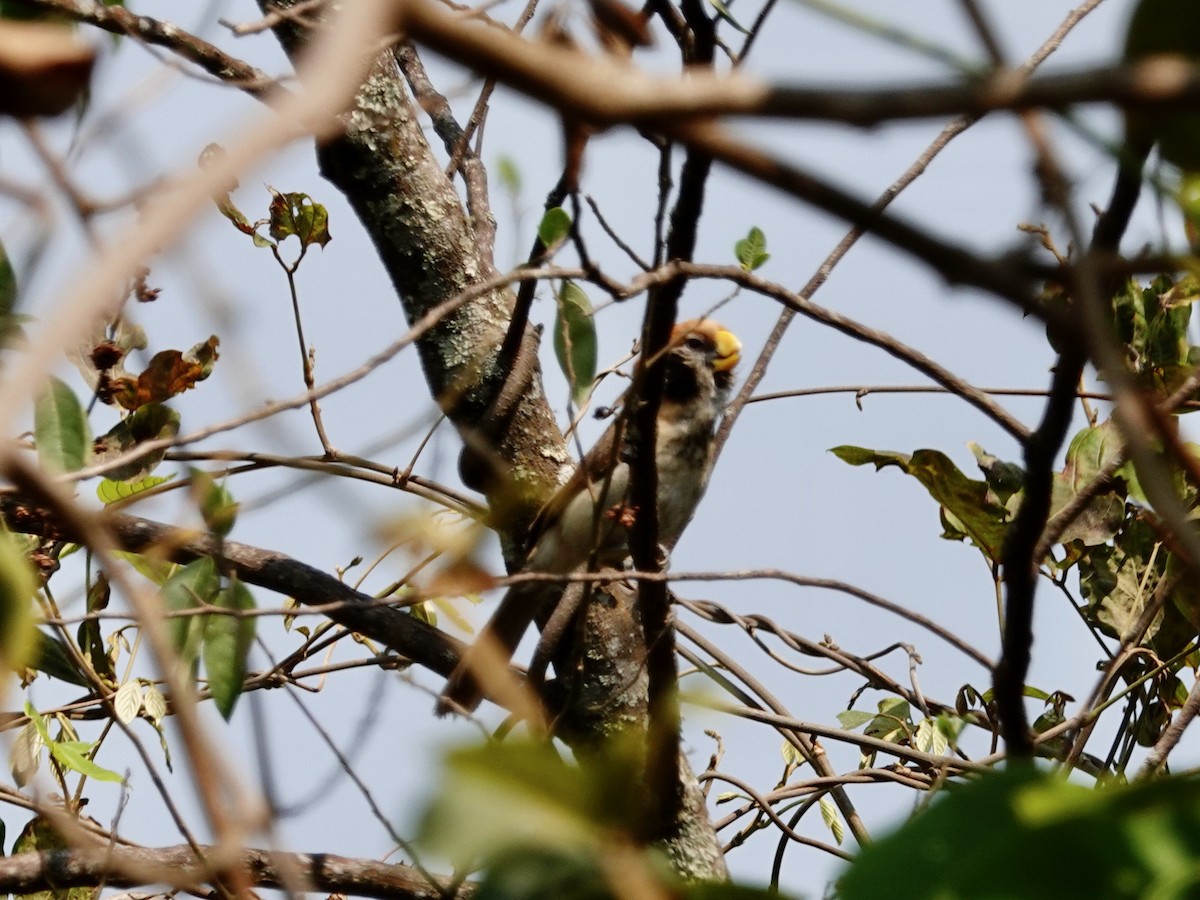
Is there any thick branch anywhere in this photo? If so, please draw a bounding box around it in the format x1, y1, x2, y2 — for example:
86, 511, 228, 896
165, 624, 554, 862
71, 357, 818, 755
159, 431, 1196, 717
9, 0, 277, 97
992, 138, 1150, 757
0, 843, 463, 900
631, 85, 714, 849
390, 0, 1200, 128
26, 0, 1200, 132
0, 494, 463, 677
995, 346, 1085, 757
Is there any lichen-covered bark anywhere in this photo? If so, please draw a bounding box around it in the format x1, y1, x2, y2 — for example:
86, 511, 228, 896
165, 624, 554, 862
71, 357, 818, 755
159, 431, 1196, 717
555, 582, 729, 880
317, 59, 570, 525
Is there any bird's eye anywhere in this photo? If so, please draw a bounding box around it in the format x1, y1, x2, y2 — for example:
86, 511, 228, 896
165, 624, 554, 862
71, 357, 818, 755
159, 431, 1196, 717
684, 335, 707, 351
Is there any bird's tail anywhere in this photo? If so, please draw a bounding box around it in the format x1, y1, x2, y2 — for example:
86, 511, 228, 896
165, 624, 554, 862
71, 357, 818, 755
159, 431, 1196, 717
435, 584, 550, 715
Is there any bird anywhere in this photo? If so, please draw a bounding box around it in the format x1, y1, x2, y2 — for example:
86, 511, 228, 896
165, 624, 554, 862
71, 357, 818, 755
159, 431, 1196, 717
437, 318, 741, 714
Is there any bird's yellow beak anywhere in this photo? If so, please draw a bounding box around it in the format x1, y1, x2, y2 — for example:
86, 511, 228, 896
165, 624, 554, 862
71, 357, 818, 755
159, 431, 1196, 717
713, 328, 741, 372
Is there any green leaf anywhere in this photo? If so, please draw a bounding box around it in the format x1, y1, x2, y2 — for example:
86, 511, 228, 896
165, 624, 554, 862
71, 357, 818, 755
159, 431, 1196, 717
841, 766, 1200, 900
1144, 278, 1195, 375
186, 335, 221, 380
10, 815, 56, 857
34, 377, 89, 472
831, 445, 1010, 562
830, 444, 910, 468
980, 684, 1052, 705
969, 441, 1025, 506
162, 558, 219, 665
1112, 279, 1149, 367
93, 403, 181, 482
79, 576, 114, 682
1079, 518, 1161, 642
409, 600, 437, 626
189, 468, 238, 538
268, 188, 332, 250
0, 236, 16, 317
707, 0, 750, 33
31, 631, 90, 686
553, 282, 597, 406
419, 737, 645, 865
734, 226, 769, 271
1063, 421, 1123, 489
0, 236, 29, 351
865, 697, 911, 743
780, 739, 803, 769
836, 710, 875, 730
96, 474, 174, 505
24, 701, 50, 745
0, 532, 37, 676
538, 207, 572, 247
49, 739, 122, 783
1046, 423, 1127, 549
1110, 276, 1199, 397
216, 193, 260, 237
204, 578, 255, 719
113, 550, 177, 586
914, 717, 951, 755
1125, 0, 1200, 170
199, 143, 267, 245
496, 155, 522, 195
24, 705, 121, 785
1181, 172, 1200, 248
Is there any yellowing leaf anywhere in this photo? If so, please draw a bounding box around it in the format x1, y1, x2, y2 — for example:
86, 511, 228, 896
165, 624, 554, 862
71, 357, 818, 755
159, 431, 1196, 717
9, 721, 42, 786
820, 795, 844, 845
110, 337, 219, 411
831, 445, 1010, 562
268, 188, 332, 250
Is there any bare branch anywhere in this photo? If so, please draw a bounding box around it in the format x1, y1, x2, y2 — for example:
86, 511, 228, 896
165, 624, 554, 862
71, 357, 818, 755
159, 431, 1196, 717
0, 843, 462, 900
10, 0, 279, 98
390, 0, 1200, 128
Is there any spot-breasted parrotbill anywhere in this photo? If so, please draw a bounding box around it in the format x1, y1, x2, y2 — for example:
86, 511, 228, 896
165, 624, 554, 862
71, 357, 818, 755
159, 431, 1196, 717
438, 319, 741, 713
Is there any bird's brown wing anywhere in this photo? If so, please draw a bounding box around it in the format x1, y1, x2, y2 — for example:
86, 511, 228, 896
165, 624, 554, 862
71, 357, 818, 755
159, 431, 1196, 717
524, 412, 626, 562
